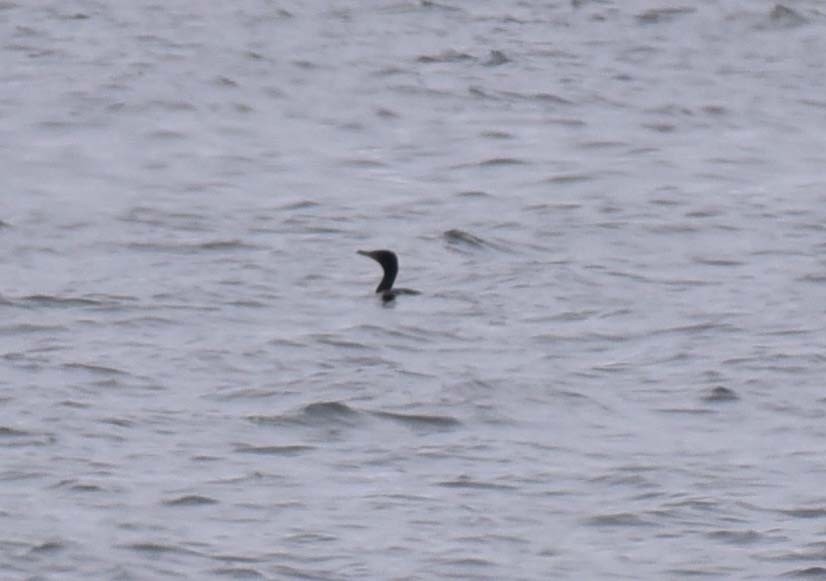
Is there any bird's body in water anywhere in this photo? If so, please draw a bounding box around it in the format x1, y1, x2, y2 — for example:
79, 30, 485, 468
357, 249, 420, 302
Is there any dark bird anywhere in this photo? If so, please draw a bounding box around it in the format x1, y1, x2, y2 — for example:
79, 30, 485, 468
357, 249, 421, 302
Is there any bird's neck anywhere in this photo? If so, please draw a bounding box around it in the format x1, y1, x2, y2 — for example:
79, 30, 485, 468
376, 266, 397, 292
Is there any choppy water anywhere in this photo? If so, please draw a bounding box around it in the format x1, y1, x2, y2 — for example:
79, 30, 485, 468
3, 1, 826, 579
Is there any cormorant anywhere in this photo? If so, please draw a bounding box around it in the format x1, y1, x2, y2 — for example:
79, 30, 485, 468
357, 249, 420, 302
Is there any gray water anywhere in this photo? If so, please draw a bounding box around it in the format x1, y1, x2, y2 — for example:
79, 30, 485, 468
3, 1, 826, 579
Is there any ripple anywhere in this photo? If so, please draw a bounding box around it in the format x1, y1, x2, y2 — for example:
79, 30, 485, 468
18, 295, 105, 308
650, 322, 740, 337
542, 173, 595, 184
121, 542, 203, 557
417, 0, 463, 12
798, 273, 826, 284
702, 386, 739, 403
585, 512, 657, 527
0, 426, 32, 438
484, 50, 509, 66
278, 200, 319, 211
303, 401, 359, 419
443, 229, 488, 249
476, 157, 527, 167
28, 540, 65, 555
126, 240, 258, 253
416, 49, 475, 64
337, 157, 385, 168
784, 567, 826, 578
63, 363, 131, 376
705, 529, 763, 544
371, 410, 462, 430
308, 334, 367, 349
120, 207, 208, 231
779, 507, 826, 519
437, 476, 515, 491
163, 494, 219, 506
210, 567, 266, 579
111, 316, 177, 328
251, 401, 363, 429
766, 4, 808, 29
438, 556, 495, 568
68, 482, 104, 493
479, 130, 512, 139
636, 7, 696, 24
100, 417, 135, 428
234, 444, 314, 456
692, 257, 745, 267
0, 427, 55, 447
